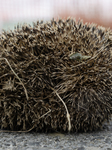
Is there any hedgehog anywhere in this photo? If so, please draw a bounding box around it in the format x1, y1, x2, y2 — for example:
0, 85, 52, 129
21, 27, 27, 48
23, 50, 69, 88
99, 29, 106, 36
0, 18, 112, 133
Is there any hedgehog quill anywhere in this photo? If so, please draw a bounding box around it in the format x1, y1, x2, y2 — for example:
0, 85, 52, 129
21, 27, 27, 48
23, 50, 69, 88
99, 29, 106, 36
0, 18, 112, 133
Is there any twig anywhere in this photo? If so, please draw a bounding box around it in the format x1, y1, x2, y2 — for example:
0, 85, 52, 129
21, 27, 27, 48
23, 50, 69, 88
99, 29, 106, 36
0, 57, 29, 100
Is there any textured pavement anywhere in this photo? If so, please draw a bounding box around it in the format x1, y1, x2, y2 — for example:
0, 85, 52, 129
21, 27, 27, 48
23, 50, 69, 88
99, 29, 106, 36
0, 121, 112, 150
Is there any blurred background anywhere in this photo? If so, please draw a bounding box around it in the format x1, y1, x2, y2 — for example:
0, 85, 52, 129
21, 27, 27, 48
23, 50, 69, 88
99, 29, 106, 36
0, 0, 112, 31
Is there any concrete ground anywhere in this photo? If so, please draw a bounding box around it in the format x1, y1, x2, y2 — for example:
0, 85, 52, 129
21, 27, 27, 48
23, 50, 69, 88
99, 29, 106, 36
0, 121, 112, 150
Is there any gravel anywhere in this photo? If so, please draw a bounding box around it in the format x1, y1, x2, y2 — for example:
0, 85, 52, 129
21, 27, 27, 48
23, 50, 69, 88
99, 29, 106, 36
0, 121, 112, 150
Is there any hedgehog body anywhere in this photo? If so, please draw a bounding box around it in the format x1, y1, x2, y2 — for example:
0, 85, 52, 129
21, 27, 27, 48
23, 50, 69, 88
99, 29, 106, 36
0, 18, 112, 132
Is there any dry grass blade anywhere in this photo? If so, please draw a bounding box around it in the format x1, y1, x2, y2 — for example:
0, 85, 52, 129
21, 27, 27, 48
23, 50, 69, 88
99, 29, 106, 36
0, 57, 29, 100
55, 91, 71, 132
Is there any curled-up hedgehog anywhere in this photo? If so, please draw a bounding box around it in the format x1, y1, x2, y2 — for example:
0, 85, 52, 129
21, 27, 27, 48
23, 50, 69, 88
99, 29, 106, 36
0, 18, 112, 132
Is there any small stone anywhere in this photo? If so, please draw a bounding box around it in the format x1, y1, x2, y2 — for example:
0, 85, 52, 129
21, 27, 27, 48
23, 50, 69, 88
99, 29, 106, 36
105, 137, 111, 144
77, 147, 85, 150
106, 148, 111, 150
26, 148, 33, 150
85, 147, 100, 150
